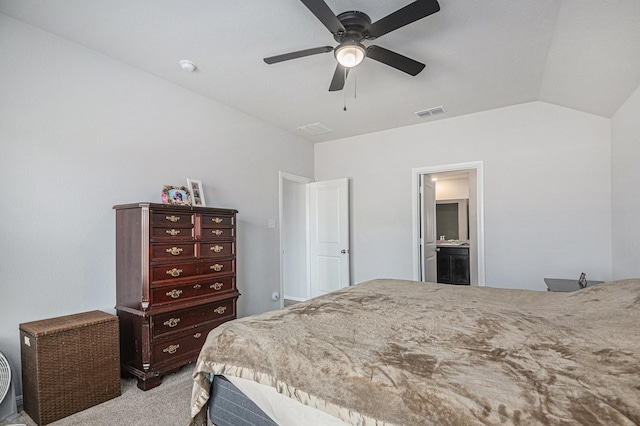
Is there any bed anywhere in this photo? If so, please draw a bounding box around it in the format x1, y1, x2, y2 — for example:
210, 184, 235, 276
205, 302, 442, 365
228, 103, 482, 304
189, 278, 640, 425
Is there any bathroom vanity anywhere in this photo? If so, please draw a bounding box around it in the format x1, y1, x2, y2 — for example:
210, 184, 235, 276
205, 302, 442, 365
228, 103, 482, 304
437, 244, 470, 285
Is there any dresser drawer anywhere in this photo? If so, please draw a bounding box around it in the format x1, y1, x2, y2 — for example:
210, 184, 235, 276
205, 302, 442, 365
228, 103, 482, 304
151, 276, 235, 305
152, 315, 234, 366
201, 214, 234, 227
151, 259, 235, 283
151, 226, 195, 241
201, 227, 235, 240
151, 324, 210, 365
152, 298, 236, 338
151, 243, 196, 261
151, 262, 200, 283
200, 242, 235, 258
151, 212, 194, 227
200, 259, 235, 277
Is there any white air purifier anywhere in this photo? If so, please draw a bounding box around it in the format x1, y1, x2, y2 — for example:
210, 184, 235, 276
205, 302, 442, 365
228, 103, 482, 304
0, 351, 20, 422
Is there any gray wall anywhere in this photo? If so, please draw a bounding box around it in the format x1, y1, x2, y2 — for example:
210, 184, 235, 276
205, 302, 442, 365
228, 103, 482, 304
611, 85, 640, 279
315, 101, 613, 290
0, 14, 314, 395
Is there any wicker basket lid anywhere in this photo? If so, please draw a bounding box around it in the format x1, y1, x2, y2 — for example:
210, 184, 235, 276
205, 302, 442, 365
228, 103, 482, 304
19, 310, 116, 336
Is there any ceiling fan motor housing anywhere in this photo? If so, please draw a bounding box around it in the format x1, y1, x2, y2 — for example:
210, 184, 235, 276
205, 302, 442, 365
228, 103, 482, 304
333, 11, 373, 43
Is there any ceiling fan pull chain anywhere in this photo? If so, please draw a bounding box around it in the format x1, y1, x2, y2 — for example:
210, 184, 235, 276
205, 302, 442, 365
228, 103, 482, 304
354, 65, 357, 100
343, 66, 348, 111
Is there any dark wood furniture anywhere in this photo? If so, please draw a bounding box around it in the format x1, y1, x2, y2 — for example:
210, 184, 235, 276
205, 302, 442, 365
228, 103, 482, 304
437, 246, 470, 285
114, 202, 239, 390
544, 278, 604, 292
20, 311, 120, 425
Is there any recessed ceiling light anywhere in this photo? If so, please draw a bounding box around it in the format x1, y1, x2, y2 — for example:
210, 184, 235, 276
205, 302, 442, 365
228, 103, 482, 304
179, 60, 197, 72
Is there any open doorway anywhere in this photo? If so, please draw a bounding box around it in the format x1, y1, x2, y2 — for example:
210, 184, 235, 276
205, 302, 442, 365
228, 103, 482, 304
412, 162, 485, 286
279, 172, 351, 308
279, 172, 313, 308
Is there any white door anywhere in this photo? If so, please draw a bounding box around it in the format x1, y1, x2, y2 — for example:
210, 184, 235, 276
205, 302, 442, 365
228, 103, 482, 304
309, 178, 350, 297
420, 174, 437, 282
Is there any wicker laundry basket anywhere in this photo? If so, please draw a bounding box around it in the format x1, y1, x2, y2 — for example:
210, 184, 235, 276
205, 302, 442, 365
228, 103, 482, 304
19, 311, 120, 425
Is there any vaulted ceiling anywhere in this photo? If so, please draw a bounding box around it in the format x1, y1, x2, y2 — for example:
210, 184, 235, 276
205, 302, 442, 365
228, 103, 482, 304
1, 0, 639, 142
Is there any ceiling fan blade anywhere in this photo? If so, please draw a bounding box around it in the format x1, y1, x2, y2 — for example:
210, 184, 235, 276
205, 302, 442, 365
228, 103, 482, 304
264, 46, 333, 64
367, 0, 440, 39
329, 64, 349, 91
366, 45, 425, 76
300, 0, 346, 34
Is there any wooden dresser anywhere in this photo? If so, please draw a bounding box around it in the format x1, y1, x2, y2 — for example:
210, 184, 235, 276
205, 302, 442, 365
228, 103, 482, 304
113, 202, 239, 390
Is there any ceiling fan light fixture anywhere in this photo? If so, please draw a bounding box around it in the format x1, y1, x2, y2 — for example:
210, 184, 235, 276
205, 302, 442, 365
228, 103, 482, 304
334, 42, 366, 68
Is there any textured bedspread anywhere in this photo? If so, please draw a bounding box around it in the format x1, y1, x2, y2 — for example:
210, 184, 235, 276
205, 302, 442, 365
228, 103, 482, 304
190, 279, 640, 425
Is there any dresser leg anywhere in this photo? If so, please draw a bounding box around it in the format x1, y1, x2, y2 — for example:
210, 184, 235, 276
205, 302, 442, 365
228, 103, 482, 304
137, 375, 162, 391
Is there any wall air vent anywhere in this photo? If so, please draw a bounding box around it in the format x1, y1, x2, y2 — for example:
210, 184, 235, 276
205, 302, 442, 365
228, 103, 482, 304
414, 106, 446, 118
297, 122, 334, 136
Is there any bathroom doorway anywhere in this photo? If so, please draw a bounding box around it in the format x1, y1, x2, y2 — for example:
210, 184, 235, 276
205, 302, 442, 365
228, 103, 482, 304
412, 162, 485, 286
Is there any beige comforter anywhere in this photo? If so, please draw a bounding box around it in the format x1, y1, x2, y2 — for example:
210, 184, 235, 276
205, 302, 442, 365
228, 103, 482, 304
190, 279, 640, 425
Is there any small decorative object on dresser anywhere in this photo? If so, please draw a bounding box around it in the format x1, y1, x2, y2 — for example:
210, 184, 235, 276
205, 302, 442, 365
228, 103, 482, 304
113, 202, 239, 390
162, 185, 192, 206
186, 178, 206, 207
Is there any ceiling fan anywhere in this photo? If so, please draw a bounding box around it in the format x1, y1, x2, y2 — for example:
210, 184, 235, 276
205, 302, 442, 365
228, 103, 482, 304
263, 0, 440, 91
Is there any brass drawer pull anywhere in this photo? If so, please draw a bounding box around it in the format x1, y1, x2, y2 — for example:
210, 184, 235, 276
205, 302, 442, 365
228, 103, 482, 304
166, 268, 183, 277
163, 318, 180, 328
212, 218, 223, 223
214, 306, 227, 315
211, 245, 224, 253
211, 230, 223, 236
163, 344, 180, 355
166, 247, 183, 256
166, 229, 181, 236
193, 284, 202, 289
210, 264, 223, 272
165, 215, 181, 223
193, 333, 202, 338
210, 282, 223, 290
166, 289, 183, 298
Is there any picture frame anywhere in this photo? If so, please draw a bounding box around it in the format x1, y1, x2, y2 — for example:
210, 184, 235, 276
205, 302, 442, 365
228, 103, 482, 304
186, 178, 206, 207
162, 185, 192, 206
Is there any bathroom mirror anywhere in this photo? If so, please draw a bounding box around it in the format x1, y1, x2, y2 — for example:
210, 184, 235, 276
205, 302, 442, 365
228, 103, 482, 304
436, 199, 469, 240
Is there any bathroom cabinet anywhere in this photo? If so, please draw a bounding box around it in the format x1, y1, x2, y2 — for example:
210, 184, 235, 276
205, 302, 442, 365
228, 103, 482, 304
437, 246, 470, 285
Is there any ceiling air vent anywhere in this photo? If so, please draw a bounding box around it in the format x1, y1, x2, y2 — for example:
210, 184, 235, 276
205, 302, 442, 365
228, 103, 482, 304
414, 106, 446, 118
297, 122, 334, 136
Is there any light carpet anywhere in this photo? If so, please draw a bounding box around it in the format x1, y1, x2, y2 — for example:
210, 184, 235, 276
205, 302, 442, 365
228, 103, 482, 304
1, 364, 200, 426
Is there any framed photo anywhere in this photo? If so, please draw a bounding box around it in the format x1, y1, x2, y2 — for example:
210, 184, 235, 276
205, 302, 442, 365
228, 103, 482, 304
162, 185, 192, 206
187, 178, 206, 207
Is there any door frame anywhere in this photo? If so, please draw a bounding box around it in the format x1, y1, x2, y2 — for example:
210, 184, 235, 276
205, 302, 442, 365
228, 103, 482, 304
279, 171, 314, 309
411, 161, 486, 286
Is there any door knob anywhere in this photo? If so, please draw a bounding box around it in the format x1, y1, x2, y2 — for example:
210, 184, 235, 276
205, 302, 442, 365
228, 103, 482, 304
341, 249, 348, 254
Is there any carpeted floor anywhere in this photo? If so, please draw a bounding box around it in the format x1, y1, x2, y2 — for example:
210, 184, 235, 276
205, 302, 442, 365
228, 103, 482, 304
1, 364, 202, 426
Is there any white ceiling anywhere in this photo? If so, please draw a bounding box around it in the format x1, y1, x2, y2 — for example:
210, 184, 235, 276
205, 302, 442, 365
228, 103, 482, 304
1, 0, 639, 142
